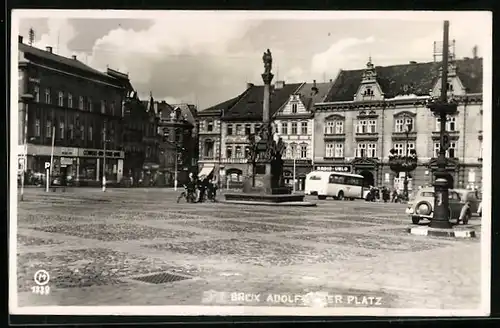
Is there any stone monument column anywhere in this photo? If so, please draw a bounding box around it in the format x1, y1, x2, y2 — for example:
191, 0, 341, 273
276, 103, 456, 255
261, 49, 274, 193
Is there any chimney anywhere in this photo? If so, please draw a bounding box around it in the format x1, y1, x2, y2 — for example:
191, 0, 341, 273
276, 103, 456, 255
472, 45, 478, 59
18, 35, 23, 43
46, 46, 53, 53
71, 55, 77, 60
246, 82, 254, 89
275, 81, 285, 89
409, 61, 417, 64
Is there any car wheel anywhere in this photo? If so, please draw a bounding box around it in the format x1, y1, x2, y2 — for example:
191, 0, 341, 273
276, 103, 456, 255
338, 191, 344, 201
412, 216, 420, 225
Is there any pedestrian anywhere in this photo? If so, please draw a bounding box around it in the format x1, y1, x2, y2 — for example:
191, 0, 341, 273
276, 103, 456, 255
392, 189, 398, 203
197, 175, 207, 203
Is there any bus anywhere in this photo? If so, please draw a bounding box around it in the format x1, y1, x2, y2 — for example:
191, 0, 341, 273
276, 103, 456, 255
304, 171, 365, 200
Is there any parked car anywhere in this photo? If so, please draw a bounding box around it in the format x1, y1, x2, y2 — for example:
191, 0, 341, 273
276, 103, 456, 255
405, 187, 476, 225
478, 201, 483, 217
454, 188, 482, 217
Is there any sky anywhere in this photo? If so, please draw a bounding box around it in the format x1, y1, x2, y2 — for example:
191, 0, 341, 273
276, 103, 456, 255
15, 11, 491, 110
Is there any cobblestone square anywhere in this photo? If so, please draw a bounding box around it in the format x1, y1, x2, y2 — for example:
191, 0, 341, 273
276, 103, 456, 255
14, 188, 483, 311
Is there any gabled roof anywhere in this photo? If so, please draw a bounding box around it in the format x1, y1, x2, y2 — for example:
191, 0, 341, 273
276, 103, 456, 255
324, 58, 483, 102
221, 82, 303, 121
19, 42, 111, 80
293, 81, 335, 110
171, 103, 197, 125
200, 95, 243, 117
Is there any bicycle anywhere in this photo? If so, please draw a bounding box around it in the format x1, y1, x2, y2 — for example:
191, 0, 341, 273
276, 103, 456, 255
176, 185, 197, 203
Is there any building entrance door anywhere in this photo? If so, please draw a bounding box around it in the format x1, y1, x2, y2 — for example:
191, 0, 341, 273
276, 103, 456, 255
359, 170, 375, 188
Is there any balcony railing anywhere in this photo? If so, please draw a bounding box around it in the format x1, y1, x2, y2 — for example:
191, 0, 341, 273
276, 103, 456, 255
220, 158, 248, 164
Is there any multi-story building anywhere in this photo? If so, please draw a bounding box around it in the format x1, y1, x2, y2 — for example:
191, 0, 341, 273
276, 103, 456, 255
274, 80, 334, 190
199, 81, 303, 188
197, 95, 241, 184
313, 54, 483, 191
18, 36, 130, 185
118, 92, 160, 186
157, 102, 198, 186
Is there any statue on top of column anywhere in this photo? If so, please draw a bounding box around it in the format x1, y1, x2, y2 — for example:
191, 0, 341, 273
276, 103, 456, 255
263, 49, 272, 74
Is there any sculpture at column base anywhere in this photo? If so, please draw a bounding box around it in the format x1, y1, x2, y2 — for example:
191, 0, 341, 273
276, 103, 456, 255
223, 49, 314, 206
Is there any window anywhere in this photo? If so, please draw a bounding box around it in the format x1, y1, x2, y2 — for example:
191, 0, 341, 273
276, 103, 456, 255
447, 117, 456, 131
434, 142, 441, 157
88, 98, 93, 112
79, 96, 84, 110
356, 120, 367, 134
59, 121, 65, 139
290, 143, 297, 158
368, 120, 377, 133
363, 87, 374, 96
407, 142, 415, 153
35, 119, 40, 137
226, 146, 233, 158
45, 89, 51, 104
235, 124, 242, 135
245, 124, 251, 135
199, 121, 205, 132
325, 121, 334, 134
291, 103, 298, 114
58, 91, 64, 106
300, 144, 308, 159
46, 120, 52, 138
325, 143, 335, 158
291, 122, 298, 135
207, 121, 214, 132
235, 146, 242, 158
394, 143, 404, 156
301, 121, 308, 135
479, 140, 483, 159
281, 122, 288, 135
335, 121, 344, 134
334, 143, 344, 158
33, 86, 40, 102
356, 143, 367, 157
146, 146, 151, 158
88, 126, 92, 141
69, 124, 74, 139
227, 124, 233, 135
395, 118, 414, 132
101, 100, 106, 114
367, 143, 377, 158
448, 142, 457, 158
68, 93, 73, 108
80, 126, 85, 141
111, 101, 115, 116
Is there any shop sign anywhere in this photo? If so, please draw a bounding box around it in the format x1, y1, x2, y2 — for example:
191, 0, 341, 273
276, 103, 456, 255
315, 165, 351, 173
60, 157, 73, 166
61, 148, 77, 156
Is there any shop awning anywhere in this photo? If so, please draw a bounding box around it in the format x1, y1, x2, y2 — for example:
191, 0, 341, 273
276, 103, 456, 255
198, 164, 214, 178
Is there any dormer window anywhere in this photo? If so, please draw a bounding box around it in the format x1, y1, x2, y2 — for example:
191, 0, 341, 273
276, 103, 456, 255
363, 87, 374, 97
291, 103, 298, 114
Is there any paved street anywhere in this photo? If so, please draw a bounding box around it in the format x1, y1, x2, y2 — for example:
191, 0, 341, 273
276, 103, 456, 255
14, 188, 481, 310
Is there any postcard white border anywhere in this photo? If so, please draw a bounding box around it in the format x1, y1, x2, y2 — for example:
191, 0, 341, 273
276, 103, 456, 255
9, 10, 492, 317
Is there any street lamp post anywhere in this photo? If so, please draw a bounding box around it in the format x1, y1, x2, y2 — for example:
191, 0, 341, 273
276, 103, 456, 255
292, 148, 297, 193
403, 124, 412, 200
426, 20, 457, 229
20, 93, 34, 201
102, 124, 108, 192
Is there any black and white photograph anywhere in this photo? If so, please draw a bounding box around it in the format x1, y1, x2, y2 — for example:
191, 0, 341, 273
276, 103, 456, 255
9, 10, 491, 316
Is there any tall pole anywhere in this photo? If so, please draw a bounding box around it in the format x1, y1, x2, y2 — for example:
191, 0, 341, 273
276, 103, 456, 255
49, 126, 55, 178
261, 49, 274, 193
293, 154, 296, 193
403, 129, 409, 200
429, 20, 454, 229
102, 124, 107, 192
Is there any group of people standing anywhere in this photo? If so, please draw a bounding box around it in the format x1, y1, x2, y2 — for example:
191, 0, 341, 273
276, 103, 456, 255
366, 186, 404, 203
182, 172, 218, 203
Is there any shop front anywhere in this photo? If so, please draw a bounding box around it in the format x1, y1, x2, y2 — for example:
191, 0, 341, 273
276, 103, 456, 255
20, 144, 124, 186
283, 159, 312, 191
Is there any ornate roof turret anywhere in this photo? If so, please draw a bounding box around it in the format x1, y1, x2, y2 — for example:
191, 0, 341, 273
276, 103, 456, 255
362, 56, 377, 83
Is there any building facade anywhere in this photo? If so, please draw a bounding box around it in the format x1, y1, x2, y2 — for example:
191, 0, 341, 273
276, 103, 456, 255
198, 81, 303, 188
274, 80, 334, 190
157, 102, 198, 186
313, 55, 483, 191
18, 36, 129, 186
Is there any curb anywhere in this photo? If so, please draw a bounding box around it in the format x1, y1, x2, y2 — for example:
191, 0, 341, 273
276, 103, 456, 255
219, 200, 317, 207
407, 226, 476, 238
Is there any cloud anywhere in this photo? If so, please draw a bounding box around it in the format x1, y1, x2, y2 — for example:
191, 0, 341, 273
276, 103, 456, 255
32, 17, 263, 108
311, 36, 376, 76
